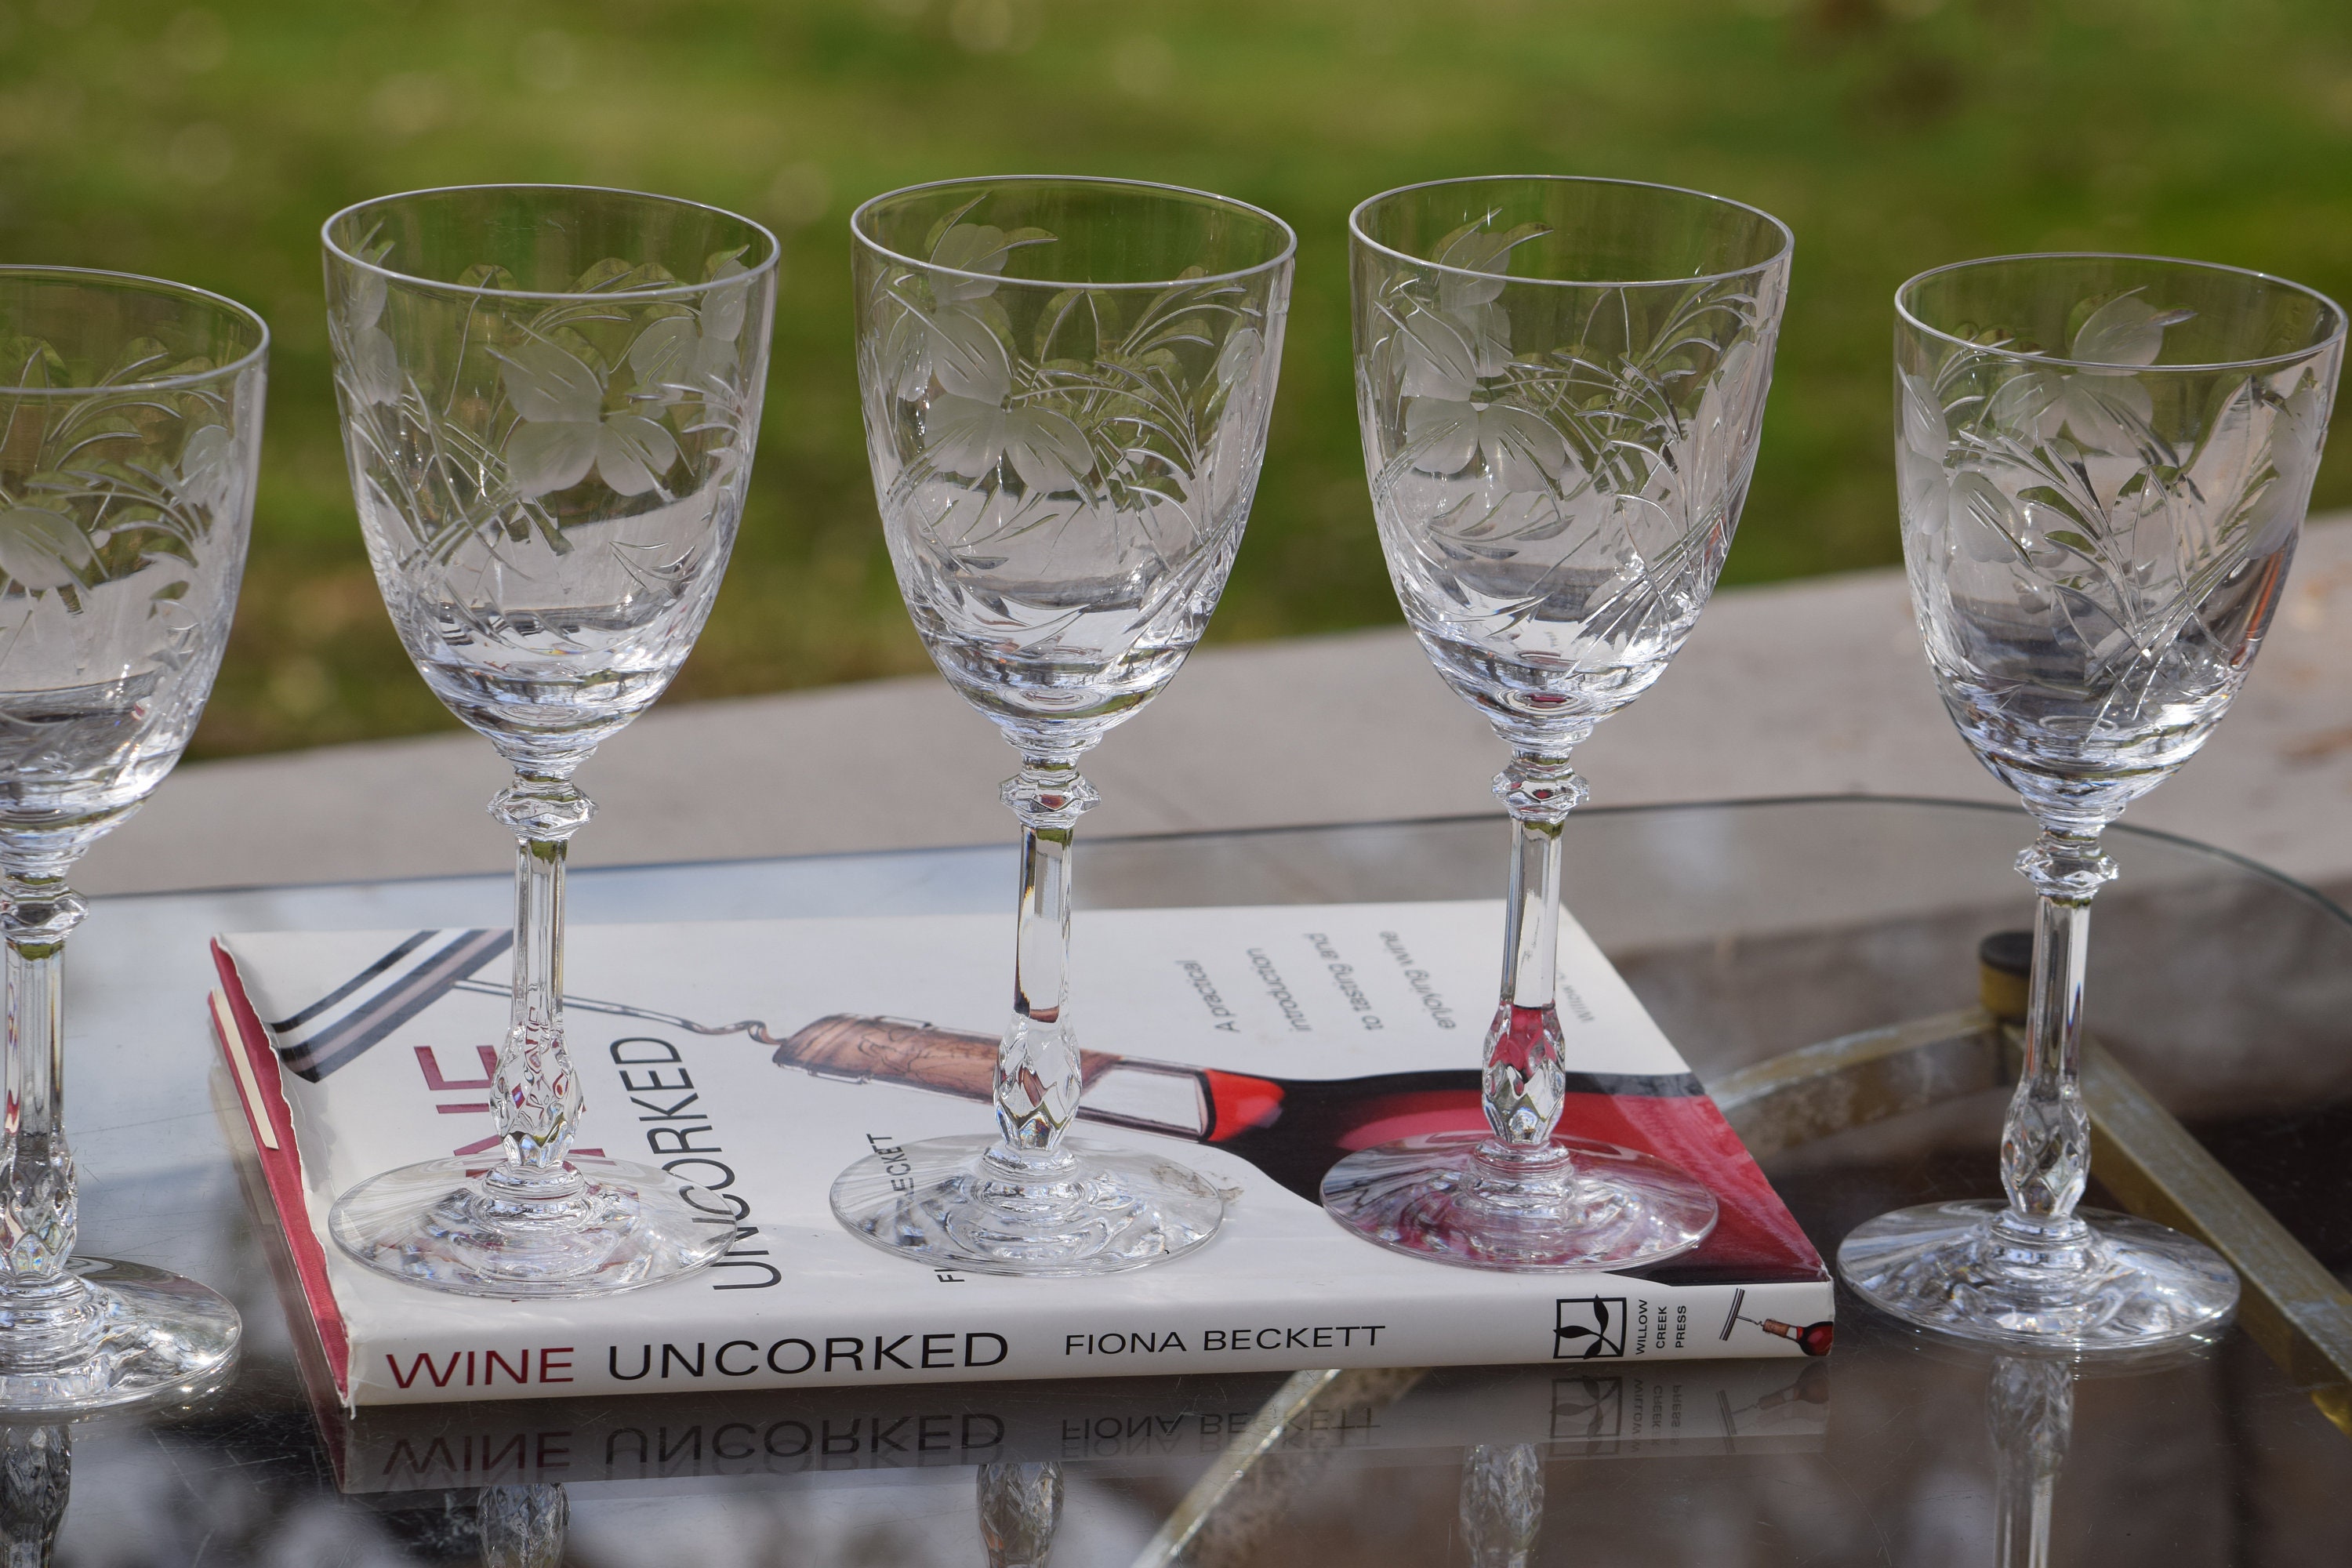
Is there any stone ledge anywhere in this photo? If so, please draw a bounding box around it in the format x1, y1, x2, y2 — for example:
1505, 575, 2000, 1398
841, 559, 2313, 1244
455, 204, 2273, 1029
78, 514, 2352, 898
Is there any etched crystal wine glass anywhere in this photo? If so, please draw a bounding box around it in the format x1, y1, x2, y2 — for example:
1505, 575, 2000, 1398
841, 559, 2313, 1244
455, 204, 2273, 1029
831, 176, 1294, 1275
1324, 176, 1791, 1271
0, 267, 264, 1406
1838, 253, 2344, 1348
321, 186, 779, 1296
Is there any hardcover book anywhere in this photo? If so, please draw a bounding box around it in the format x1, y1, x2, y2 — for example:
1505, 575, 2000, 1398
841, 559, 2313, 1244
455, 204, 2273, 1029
209, 898, 1831, 1409
326, 1358, 1828, 1493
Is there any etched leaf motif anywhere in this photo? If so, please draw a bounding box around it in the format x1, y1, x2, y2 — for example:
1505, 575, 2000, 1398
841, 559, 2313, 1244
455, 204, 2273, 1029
169, 423, 238, 514
346, 325, 401, 406
496, 341, 604, 424
2245, 383, 2325, 555
506, 422, 601, 498
1403, 396, 1480, 474
1213, 326, 1263, 391
924, 309, 1015, 403
1431, 218, 1547, 311
2054, 374, 2154, 455
922, 396, 1090, 491
2069, 290, 2194, 368
492, 338, 684, 499
1951, 472, 2024, 564
1396, 303, 1493, 401
1902, 370, 1951, 460
593, 415, 681, 498
0, 507, 93, 592
927, 222, 1055, 303
626, 316, 698, 392
699, 255, 751, 346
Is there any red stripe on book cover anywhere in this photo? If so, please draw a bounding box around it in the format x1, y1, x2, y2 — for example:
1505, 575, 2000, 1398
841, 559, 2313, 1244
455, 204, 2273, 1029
1557, 1093, 1827, 1287
210, 939, 354, 1399
1200, 1067, 1821, 1287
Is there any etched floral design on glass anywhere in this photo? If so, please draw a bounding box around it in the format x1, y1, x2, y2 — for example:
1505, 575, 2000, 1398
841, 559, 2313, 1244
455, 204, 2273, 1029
830, 176, 1294, 1277
1840, 253, 2344, 1351
0, 267, 264, 1409
321, 186, 780, 1298
1323, 176, 1791, 1272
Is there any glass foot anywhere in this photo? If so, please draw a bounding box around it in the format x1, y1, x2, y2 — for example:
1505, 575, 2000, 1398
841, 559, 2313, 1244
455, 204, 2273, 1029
330, 1156, 736, 1298
0, 1258, 238, 1413
1837, 1199, 2239, 1352
830, 1134, 1225, 1278
1320, 1131, 1718, 1272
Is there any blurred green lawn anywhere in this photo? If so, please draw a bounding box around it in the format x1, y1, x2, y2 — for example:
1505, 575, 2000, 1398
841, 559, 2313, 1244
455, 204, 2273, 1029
4, 0, 2349, 757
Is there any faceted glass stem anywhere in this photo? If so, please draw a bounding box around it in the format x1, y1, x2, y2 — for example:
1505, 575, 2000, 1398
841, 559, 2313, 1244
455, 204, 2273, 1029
1481, 754, 1586, 1160
1835, 818, 2235, 1348
1317, 743, 1715, 1270
826, 746, 1225, 1276
1460, 1443, 1545, 1568
478, 1483, 569, 1568
1989, 1356, 2071, 1568
0, 1423, 69, 1567
993, 758, 1098, 1169
978, 1460, 1062, 1568
485, 773, 595, 1205
0, 867, 91, 1355
327, 762, 735, 1297
1998, 827, 2116, 1251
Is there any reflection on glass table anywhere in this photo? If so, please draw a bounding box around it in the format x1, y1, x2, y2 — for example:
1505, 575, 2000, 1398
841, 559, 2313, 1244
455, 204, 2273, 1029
21, 799, 2352, 1564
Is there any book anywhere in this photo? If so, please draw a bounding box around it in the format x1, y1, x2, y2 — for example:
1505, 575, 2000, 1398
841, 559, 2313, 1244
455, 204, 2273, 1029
325, 1358, 1828, 1493
209, 898, 1831, 1409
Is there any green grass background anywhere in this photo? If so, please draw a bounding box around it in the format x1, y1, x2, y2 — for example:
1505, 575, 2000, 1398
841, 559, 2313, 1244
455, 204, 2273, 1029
4, 0, 2348, 757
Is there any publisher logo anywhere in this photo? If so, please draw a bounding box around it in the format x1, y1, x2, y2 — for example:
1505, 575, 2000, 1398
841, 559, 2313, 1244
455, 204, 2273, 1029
1553, 1296, 1627, 1359
1550, 1374, 1624, 1439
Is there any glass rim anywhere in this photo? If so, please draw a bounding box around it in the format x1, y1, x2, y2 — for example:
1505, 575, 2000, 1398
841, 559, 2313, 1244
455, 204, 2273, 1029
0, 265, 270, 397
1896, 250, 2351, 374
321, 182, 783, 303
1347, 174, 1795, 290
849, 173, 1298, 293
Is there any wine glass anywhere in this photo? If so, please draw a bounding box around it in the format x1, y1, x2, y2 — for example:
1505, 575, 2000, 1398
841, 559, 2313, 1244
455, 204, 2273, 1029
830, 176, 1294, 1276
0, 267, 264, 1406
321, 186, 780, 1296
1324, 176, 1792, 1271
1838, 253, 2343, 1348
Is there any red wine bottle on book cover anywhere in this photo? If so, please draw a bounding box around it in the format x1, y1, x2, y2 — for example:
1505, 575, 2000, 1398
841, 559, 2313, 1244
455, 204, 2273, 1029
771, 1014, 1824, 1288
776, 1013, 1486, 1203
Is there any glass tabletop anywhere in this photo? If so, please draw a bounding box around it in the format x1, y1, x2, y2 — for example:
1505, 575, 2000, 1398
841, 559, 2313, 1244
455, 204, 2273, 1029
36, 797, 2352, 1564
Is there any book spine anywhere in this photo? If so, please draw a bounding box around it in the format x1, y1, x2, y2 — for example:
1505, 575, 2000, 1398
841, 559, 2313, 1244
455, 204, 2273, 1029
344, 1277, 1831, 1405
206, 964, 358, 1401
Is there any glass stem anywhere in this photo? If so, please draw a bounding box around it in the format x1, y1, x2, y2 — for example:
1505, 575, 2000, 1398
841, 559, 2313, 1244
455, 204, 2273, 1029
0, 1425, 67, 1567
0, 867, 82, 1305
2002, 826, 2117, 1240
1989, 1356, 2071, 1568
1483, 752, 1587, 1156
977, 1460, 1062, 1568
478, 1482, 568, 1568
486, 773, 594, 1198
994, 757, 1099, 1167
1460, 1443, 1545, 1568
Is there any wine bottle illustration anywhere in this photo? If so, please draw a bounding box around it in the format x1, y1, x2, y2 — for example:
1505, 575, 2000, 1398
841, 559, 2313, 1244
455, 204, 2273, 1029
445, 982, 1499, 1203
447, 975, 1726, 1211
1716, 1287, 1834, 1356
774, 1014, 1493, 1204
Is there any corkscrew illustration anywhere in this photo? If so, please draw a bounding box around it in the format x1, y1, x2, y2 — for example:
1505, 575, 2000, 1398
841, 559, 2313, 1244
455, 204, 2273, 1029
1716, 1287, 1834, 1356
447, 988, 1490, 1202
452, 989, 1231, 1138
